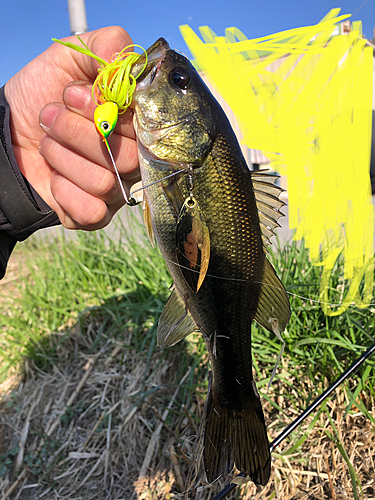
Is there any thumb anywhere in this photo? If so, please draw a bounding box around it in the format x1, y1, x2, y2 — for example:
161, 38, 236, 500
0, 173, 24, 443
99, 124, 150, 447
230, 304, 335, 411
88, 26, 134, 73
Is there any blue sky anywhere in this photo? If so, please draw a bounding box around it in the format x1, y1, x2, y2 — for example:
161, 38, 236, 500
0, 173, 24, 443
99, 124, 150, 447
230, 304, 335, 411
1, 0, 374, 87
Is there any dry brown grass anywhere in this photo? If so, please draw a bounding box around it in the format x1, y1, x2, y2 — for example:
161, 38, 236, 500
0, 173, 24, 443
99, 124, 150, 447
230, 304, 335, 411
1, 313, 375, 500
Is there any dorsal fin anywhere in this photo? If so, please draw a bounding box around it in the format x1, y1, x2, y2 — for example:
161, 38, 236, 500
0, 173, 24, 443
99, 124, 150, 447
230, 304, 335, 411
251, 170, 286, 250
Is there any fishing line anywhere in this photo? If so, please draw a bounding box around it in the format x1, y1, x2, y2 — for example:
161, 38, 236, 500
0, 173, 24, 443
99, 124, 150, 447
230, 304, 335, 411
129, 168, 188, 199
124, 149, 371, 311
126, 181, 370, 310
104, 139, 136, 206
133, 231, 373, 309
352, 0, 369, 16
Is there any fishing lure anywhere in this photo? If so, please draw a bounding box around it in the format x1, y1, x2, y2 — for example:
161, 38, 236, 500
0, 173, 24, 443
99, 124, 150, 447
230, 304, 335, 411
52, 36, 148, 205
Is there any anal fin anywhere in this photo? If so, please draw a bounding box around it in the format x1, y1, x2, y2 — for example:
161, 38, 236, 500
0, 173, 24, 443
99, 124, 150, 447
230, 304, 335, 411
254, 258, 291, 335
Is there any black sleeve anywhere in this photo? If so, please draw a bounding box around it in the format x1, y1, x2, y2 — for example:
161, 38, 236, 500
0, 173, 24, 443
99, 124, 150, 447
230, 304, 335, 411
0, 85, 60, 279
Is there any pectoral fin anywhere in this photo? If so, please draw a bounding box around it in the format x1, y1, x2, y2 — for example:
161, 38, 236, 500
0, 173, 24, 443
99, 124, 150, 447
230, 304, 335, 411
157, 287, 199, 347
254, 258, 291, 335
176, 197, 210, 293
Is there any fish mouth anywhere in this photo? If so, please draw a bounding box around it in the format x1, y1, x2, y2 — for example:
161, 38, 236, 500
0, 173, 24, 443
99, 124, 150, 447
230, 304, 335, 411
131, 37, 170, 82
134, 115, 189, 147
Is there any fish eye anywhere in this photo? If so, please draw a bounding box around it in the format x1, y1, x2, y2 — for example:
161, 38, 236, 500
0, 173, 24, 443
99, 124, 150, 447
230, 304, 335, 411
169, 69, 190, 90
101, 121, 111, 131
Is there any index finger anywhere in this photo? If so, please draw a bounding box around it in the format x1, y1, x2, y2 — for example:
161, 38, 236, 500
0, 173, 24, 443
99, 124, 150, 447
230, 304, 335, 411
63, 81, 136, 140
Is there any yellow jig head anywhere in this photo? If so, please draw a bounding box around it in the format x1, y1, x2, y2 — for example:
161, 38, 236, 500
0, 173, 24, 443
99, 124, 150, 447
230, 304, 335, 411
94, 101, 118, 140
52, 36, 148, 206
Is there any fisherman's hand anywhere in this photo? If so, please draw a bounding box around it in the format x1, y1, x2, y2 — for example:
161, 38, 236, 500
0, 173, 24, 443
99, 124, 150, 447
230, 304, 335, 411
5, 26, 140, 230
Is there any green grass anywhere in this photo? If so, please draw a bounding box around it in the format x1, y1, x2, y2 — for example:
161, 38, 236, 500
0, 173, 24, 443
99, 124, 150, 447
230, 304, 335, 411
1, 210, 375, 406
254, 238, 375, 420
0, 211, 172, 380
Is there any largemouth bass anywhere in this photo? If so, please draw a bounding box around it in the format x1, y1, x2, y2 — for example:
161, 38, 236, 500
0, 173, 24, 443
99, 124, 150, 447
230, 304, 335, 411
131, 39, 290, 485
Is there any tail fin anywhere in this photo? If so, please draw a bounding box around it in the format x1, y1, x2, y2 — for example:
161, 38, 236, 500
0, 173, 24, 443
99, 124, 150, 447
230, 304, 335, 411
203, 390, 271, 485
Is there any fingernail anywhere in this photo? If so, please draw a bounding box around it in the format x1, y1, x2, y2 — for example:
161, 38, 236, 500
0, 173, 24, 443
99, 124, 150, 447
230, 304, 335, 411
64, 83, 91, 110
40, 103, 59, 131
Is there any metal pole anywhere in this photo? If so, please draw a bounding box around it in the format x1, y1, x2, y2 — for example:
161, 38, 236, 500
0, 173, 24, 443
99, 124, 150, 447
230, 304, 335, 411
67, 0, 88, 35
212, 339, 375, 500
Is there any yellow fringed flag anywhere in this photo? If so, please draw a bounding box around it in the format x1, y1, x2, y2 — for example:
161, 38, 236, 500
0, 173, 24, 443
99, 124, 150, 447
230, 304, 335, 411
180, 8, 374, 316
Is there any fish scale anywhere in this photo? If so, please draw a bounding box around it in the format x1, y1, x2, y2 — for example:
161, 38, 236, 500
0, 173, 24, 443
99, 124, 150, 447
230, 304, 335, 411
132, 37, 290, 486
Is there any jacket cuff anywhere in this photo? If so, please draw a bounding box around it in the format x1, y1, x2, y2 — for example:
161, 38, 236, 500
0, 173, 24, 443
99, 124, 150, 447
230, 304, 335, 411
0, 84, 60, 240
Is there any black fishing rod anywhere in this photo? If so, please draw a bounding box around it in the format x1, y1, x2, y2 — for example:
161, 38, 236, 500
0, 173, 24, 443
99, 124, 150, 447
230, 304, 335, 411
212, 339, 375, 500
